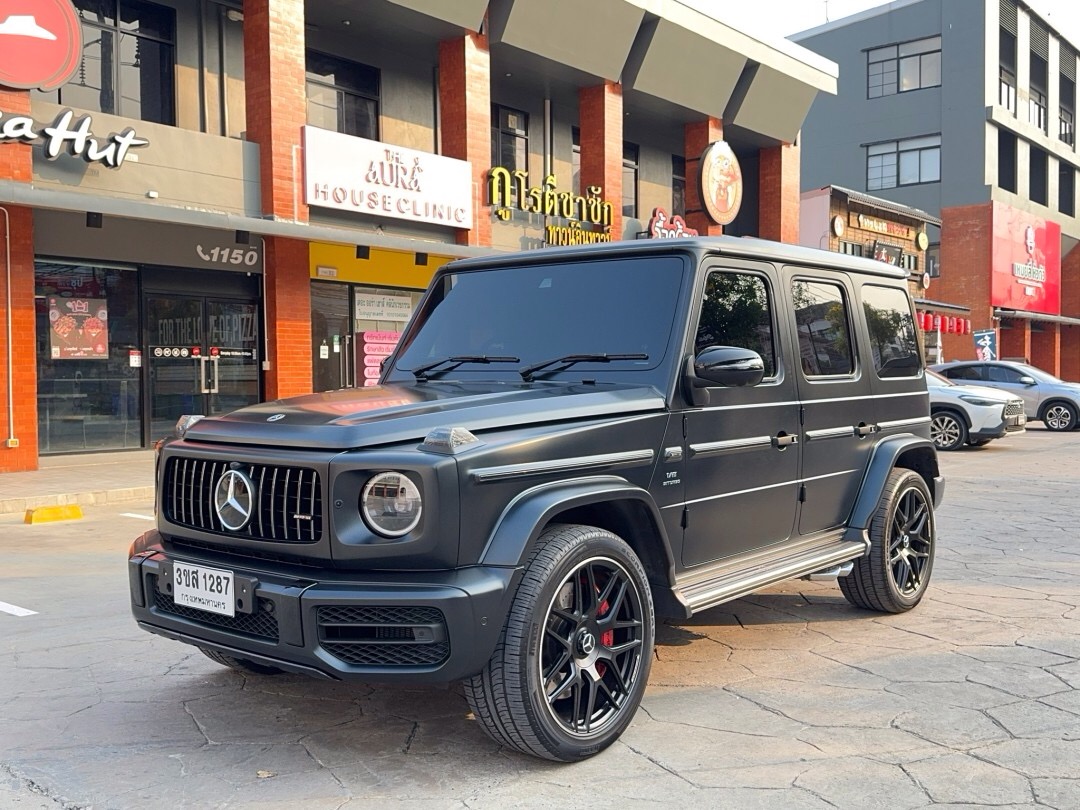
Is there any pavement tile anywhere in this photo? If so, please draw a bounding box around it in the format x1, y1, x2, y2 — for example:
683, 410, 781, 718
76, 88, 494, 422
794, 756, 930, 809
903, 752, 1034, 805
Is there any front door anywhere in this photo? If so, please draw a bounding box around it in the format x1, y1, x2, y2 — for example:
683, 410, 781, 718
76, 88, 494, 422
146, 296, 261, 441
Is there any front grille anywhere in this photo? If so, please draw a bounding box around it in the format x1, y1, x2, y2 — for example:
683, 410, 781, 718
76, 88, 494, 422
164, 457, 322, 543
317, 605, 450, 667
152, 583, 280, 641
1005, 400, 1025, 417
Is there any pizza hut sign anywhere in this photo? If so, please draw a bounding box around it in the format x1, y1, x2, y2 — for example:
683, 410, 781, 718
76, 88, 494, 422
0, 108, 148, 168
0, 0, 82, 90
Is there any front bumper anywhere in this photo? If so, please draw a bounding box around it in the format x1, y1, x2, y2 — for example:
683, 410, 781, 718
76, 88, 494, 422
128, 530, 519, 683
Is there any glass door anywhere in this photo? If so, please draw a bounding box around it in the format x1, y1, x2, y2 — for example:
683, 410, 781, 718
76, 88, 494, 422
146, 295, 260, 441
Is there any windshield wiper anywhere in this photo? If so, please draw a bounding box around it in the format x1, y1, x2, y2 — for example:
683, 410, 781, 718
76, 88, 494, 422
406, 355, 520, 381
519, 353, 648, 382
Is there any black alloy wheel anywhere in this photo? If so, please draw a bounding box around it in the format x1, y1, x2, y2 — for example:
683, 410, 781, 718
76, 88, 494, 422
887, 483, 934, 598
930, 410, 967, 451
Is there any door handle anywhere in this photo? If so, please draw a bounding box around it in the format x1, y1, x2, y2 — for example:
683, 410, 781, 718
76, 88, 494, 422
198, 356, 210, 394
772, 433, 798, 449
209, 356, 220, 394
856, 423, 877, 437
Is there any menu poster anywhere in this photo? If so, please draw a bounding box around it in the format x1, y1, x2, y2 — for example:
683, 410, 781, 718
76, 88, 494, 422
49, 297, 109, 360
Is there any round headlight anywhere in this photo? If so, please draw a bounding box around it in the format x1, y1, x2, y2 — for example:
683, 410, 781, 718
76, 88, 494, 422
360, 472, 423, 537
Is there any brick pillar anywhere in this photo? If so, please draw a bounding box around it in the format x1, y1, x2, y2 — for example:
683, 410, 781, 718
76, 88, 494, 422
579, 82, 623, 240
1, 88, 40, 471
1030, 324, 1060, 375
263, 237, 311, 400
759, 142, 801, 243
243, 0, 307, 222
937, 204, 995, 361
684, 117, 723, 237
1060, 244, 1080, 381
439, 31, 491, 247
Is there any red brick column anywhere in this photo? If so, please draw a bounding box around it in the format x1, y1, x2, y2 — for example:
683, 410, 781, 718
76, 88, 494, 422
243, 0, 307, 222
999, 319, 1031, 362
579, 82, 623, 240
1, 88, 39, 471
1030, 324, 1060, 375
439, 31, 491, 247
263, 237, 311, 400
1060, 244, 1080, 381
684, 117, 723, 237
759, 143, 801, 244
937, 204, 995, 361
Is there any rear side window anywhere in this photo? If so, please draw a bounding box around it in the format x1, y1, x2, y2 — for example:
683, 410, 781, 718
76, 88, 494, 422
862, 284, 922, 378
696, 271, 777, 378
792, 279, 854, 377
944, 365, 983, 381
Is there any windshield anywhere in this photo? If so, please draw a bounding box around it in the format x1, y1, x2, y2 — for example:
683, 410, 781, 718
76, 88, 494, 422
926, 369, 954, 387
390, 255, 686, 381
1015, 363, 1064, 383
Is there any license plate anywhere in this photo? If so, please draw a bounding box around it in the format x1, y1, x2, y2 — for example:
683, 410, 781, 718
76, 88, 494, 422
173, 562, 235, 618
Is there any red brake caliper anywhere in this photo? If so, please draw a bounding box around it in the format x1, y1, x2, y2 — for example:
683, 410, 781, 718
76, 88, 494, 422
596, 597, 614, 677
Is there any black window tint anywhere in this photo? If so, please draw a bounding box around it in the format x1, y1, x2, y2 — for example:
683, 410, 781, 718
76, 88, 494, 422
862, 285, 921, 378
947, 365, 982, 381
793, 280, 854, 377
695, 272, 776, 378
987, 365, 1023, 383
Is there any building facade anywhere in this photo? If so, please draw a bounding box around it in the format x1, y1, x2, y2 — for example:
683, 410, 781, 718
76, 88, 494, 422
0, 0, 835, 472
794, 0, 1080, 376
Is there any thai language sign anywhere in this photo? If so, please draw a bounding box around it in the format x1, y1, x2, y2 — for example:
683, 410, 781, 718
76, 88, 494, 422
49, 296, 108, 359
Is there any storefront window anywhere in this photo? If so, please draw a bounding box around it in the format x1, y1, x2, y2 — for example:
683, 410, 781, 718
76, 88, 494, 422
35, 262, 142, 453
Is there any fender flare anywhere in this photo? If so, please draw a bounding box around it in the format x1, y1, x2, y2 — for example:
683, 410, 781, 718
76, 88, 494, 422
846, 434, 940, 533
479, 475, 675, 574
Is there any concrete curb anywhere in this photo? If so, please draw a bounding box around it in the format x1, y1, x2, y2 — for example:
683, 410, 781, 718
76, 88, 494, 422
0, 486, 155, 516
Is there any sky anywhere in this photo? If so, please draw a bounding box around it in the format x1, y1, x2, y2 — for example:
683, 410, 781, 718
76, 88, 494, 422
700, 0, 1080, 44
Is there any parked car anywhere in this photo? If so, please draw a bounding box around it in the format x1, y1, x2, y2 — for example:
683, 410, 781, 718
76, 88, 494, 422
130, 237, 943, 762
931, 360, 1080, 432
925, 369, 1026, 450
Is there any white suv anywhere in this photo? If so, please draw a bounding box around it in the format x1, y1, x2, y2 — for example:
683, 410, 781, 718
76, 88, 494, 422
926, 370, 1026, 450
932, 360, 1080, 432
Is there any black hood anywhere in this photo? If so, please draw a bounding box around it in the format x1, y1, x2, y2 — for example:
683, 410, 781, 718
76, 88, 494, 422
182, 381, 666, 449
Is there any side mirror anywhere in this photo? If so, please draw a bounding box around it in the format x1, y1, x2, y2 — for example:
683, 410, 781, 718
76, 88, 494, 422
694, 346, 765, 388
1018, 375, 1036, 386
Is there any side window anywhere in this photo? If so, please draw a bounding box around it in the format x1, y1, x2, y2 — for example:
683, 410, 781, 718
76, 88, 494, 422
946, 365, 982, 381
987, 365, 1023, 383
792, 279, 855, 377
862, 285, 922, 378
696, 271, 777, 379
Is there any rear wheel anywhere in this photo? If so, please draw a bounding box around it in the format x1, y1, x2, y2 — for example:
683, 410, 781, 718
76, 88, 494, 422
200, 648, 283, 675
930, 410, 967, 451
1041, 401, 1078, 432
464, 524, 654, 761
840, 469, 935, 614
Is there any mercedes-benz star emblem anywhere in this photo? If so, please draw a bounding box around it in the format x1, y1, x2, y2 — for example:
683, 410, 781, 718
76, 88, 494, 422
214, 469, 254, 531
267, 413, 285, 422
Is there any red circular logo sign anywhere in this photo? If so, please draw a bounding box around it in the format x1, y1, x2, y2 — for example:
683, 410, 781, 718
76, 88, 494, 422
699, 140, 743, 226
0, 0, 83, 91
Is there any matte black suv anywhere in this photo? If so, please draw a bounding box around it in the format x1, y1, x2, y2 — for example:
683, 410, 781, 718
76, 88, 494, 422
128, 237, 944, 761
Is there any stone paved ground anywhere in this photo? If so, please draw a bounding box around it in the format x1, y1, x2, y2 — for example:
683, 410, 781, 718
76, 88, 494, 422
0, 427, 1077, 808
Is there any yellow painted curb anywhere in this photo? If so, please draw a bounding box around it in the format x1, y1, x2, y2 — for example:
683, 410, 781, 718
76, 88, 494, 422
24, 504, 84, 524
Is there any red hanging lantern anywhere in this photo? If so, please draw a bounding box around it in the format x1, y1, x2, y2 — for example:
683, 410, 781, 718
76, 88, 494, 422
922, 313, 931, 331
947, 317, 957, 333
966, 319, 973, 334
933, 314, 942, 331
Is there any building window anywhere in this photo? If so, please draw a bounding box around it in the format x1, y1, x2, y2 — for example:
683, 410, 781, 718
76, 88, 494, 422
1030, 53, 1048, 133
306, 52, 379, 140
999, 29, 1017, 114
572, 127, 581, 196
623, 142, 639, 218
867, 37, 941, 98
867, 135, 941, 190
839, 240, 863, 257
998, 128, 1017, 192
1061, 164, 1076, 216
926, 244, 940, 278
1061, 75, 1076, 147
672, 155, 686, 217
492, 105, 529, 203
1030, 147, 1048, 206
899, 253, 918, 272
31, 0, 176, 124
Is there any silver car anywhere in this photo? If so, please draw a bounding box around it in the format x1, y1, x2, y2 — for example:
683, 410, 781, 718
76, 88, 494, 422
931, 360, 1080, 432
925, 370, 1026, 450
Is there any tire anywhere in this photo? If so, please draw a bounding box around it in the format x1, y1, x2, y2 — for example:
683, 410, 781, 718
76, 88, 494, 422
968, 439, 992, 447
199, 647, 284, 675
930, 410, 967, 451
840, 469, 935, 614
1040, 401, 1078, 432
464, 524, 654, 762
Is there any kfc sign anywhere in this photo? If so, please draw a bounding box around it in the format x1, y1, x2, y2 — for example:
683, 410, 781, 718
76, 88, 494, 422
990, 202, 1061, 314
0, 0, 82, 91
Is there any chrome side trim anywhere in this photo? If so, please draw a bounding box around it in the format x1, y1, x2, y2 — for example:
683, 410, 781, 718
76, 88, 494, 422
662, 468, 858, 509
472, 449, 655, 483
689, 436, 773, 456
805, 426, 856, 440
877, 416, 932, 430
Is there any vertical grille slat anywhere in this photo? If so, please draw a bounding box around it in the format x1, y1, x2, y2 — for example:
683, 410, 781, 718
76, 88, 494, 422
163, 457, 322, 544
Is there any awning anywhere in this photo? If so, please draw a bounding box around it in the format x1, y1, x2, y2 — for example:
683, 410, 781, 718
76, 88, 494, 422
995, 308, 1080, 327
830, 185, 942, 227
914, 298, 969, 313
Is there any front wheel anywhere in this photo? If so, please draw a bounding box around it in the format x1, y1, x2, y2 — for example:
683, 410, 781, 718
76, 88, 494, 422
930, 410, 967, 451
840, 469, 935, 614
1041, 401, 1078, 432
464, 524, 654, 761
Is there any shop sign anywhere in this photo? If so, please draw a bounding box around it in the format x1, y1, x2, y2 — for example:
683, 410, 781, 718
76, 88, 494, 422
699, 141, 742, 226
647, 207, 697, 238
0, 0, 82, 91
357, 330, 401, 388
851, 212, 913, 241
196, 244, 261, 268
973, 329, 998, 361
871, 241, 903, 265
489, 169, 614, 239
990, 202, 1061, 314
303, 126, 473, 229
355, 294, 413, 322
49, 296, 108, 359
0, 108, 148, 168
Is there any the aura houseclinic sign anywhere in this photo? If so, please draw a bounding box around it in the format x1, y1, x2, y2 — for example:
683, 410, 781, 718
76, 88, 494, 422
303, 127, 473, 228
0, 108, 148, 168
990, 201, 1061, 314
0, 0, 82, 90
